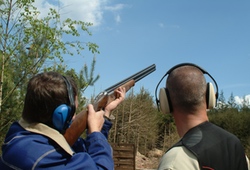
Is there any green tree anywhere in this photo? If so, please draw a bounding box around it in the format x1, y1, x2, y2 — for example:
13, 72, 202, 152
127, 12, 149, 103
0, 0, 99, 112
240, 95, 250, 112
156, 111, 178, 151
217, 90, 227, 110
227, 93, 237, 109
0, 0, 99, 146
109, 87, 161, 155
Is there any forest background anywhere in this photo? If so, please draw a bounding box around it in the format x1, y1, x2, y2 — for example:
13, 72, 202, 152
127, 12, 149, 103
0, 0, 249, 159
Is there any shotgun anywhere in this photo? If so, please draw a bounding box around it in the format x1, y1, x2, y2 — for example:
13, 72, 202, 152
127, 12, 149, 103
64, 64, 156, 146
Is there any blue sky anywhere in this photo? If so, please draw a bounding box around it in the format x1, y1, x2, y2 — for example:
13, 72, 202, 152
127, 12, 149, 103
37, 0, 250, 104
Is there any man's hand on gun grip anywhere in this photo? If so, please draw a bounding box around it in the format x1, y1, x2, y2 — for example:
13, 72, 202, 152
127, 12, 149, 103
87, 104, 105, 133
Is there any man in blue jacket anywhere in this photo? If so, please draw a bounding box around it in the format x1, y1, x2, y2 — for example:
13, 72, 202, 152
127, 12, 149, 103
0, 71, 126, 170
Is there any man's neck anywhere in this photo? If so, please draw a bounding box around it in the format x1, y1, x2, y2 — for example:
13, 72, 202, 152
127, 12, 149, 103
173, 111, 209, 137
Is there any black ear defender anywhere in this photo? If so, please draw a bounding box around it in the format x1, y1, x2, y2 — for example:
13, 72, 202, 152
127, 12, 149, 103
52, 76, 76, 133
155, 63, 219, 114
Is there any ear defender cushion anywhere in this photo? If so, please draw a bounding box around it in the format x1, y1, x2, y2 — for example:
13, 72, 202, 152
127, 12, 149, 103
159, 88, 171, 114
53, 104, 71, 131
207, 82, 216, 109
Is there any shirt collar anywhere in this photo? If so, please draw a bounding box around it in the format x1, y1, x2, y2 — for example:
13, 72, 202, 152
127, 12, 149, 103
19, 118, 74, 156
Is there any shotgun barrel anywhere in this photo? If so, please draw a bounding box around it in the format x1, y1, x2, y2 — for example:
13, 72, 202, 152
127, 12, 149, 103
103, 64, 156, 95
93, 64, 156, 111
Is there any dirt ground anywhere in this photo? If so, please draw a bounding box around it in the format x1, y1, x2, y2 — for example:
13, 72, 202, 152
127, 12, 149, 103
135, 149, 163, 170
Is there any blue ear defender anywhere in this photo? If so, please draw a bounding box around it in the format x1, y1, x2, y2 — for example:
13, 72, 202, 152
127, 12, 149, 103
53, 104, 72, 131
52, 76, 76, 133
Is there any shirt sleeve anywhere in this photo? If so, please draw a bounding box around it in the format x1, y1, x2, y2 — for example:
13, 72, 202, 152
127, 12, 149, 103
69, 119, 113, 169
158, 146, 200, 170
72, 119, 113, 153
65, 131, 113, 169
101, 119, 113, 138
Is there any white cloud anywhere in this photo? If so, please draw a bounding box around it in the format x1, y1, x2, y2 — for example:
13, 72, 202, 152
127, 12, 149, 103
104, 4, 126, 11
33, 0, 125, 27
59, 0, 105, 26
234, 95, 250, 106
104, 4, 126, 24
235, 96, 243, 105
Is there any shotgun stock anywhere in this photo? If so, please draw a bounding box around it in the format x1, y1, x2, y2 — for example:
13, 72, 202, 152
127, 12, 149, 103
64, 64, 156, 146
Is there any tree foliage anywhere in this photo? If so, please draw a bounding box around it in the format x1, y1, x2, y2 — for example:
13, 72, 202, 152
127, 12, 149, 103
0, 0, 99, 147
0, 0, 99, 111
109, 88, 161, 155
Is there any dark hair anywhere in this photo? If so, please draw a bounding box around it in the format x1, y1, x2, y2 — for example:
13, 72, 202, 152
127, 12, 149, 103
167, 66, 206, 112
22, 72, 77, 127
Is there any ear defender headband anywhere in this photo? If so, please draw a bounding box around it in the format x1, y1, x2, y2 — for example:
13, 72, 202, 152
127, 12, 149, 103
53, 76, 76, 133
155, 63, 219, 114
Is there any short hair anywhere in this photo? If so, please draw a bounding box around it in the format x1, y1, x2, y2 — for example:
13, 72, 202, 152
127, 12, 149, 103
22, 72, 77, 127
167, 66, 207, 112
